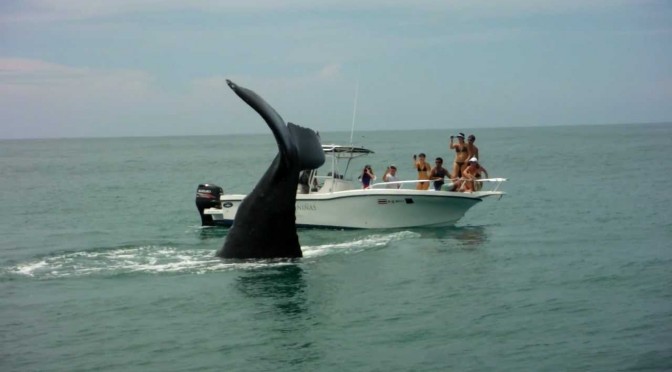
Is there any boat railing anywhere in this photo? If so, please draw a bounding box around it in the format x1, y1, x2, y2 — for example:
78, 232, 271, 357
369, 180, 428, 189
370, 177, 507, 192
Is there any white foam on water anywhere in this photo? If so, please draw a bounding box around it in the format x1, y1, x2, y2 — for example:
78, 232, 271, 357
8, 246, 220, 278
302, 230, 420, 258
7, 231, 420, 278
14, 260, 48, 277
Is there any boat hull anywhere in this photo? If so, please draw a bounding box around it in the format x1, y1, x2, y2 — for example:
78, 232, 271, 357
204, 189, 500, 229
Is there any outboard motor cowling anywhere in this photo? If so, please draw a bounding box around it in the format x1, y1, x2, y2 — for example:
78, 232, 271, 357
195, 183, 223, 226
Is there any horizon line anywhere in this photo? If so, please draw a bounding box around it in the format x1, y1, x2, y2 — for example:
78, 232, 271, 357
1, 121, 670, 141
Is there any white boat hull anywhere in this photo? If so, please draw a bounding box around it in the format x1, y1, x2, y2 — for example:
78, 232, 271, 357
204, 189, 502, 229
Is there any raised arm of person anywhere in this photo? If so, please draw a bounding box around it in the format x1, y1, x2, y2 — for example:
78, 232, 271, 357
366, 168, 374, 179
448, 136, 456, 150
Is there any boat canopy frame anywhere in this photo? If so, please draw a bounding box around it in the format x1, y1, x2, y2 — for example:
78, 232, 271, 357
319, 144, 373, 182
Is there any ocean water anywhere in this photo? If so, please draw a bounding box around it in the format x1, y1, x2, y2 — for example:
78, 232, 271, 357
1, 123, 671, 371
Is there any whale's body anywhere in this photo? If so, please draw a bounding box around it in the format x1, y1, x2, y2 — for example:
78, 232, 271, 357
216, 80, 324, 259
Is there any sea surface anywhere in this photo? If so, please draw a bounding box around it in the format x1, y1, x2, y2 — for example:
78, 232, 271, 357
1, 123, 671, 371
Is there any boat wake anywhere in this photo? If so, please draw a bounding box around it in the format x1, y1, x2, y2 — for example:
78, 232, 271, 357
5, 231, 420, 279
7, 246, 225, 279
302, 231, 419, 258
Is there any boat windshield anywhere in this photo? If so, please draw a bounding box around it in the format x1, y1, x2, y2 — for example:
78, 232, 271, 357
299, 145, 373, 193
321, 144, 373, 178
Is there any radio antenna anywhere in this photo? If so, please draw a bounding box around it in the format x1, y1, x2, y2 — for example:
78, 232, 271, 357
349, 73, 360, 145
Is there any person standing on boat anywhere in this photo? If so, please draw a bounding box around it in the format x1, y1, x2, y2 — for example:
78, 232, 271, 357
383, 165, 400, 189
449, 133, 469, 178
460, 157, 489, 192
466, 134, 480, 163
360, 165, 376, 189
298, 169, 318, 194
298, 169, 311, 194
412, 153, 431, 190
429, 157, 450, 191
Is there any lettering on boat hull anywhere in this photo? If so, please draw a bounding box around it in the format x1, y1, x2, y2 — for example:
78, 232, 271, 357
296, 203, 317, 211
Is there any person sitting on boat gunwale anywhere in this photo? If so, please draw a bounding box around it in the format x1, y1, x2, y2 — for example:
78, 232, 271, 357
460, 157, 489, 192
429, 157, 450, 191
360, 165, 376, 189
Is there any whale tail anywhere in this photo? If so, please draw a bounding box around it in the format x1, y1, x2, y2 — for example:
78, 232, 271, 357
217, 80, 325, 259
287, 123, 324, 170
226, 79, 323, 170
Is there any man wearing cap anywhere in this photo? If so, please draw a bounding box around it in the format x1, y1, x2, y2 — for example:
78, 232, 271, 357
382, 165, 400, 189
460, 157, 489, 192
449, 132, 469, 178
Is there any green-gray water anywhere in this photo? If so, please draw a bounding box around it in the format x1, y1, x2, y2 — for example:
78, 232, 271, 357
1, 124, 671, 371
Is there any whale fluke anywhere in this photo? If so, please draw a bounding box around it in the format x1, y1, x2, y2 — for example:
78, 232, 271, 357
216, 80, 325, 259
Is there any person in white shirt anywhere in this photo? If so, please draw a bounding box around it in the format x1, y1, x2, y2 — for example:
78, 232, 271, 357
383, 165, 400, 189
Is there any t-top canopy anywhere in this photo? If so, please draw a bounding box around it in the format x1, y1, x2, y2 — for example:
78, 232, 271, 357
321, 144, 375, 155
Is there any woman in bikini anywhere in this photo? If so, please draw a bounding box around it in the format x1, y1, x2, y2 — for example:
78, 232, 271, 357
412, 153, 431, 190
449, 133, 469, 179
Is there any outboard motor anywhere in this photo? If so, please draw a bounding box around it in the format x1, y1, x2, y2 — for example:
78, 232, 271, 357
195, 183, 223, 226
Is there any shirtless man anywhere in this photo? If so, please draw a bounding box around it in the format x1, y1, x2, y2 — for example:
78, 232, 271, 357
466, 134, 479, 163
449, 133, 469, 178
460, 157, 489, 192
429, 157, 450, 191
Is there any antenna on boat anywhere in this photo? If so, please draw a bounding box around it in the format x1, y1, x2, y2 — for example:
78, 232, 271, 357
349, 72, 360, 146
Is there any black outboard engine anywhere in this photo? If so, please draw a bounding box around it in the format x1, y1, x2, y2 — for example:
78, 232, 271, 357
195, 183, 223, 226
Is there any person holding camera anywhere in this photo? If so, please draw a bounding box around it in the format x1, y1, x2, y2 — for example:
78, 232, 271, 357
360, 165, 376, 189
449, 132, 469, 178
412, 153, 431, 190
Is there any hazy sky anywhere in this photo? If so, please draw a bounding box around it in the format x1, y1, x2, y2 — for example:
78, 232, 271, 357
1, 0, 670, 139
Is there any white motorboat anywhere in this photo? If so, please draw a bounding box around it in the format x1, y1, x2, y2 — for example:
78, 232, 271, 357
195, 144, 506, 229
